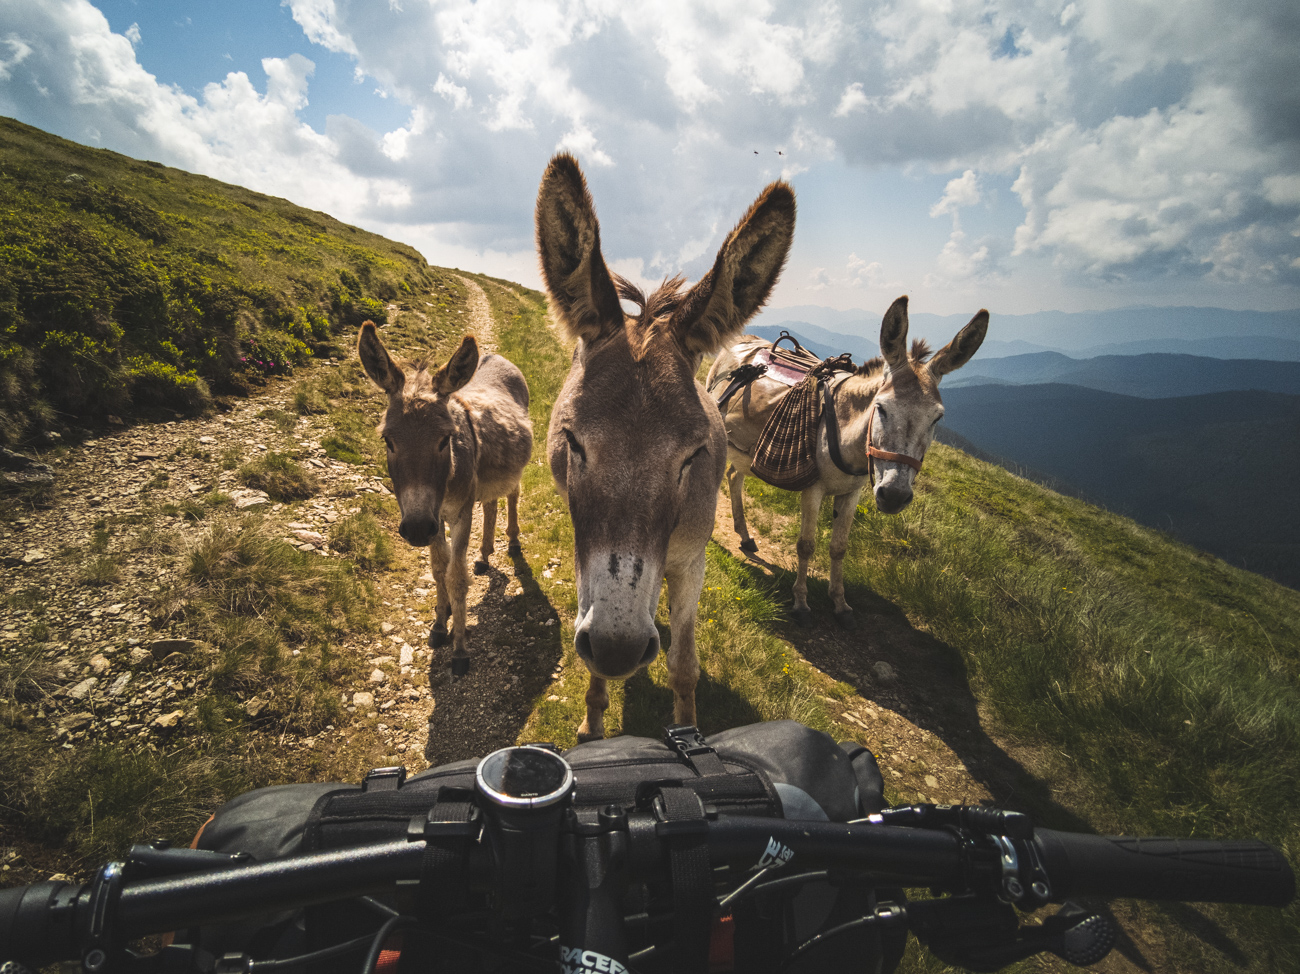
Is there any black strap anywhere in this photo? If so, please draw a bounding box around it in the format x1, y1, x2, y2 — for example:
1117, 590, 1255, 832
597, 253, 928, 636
408, 787, 479, 919
716, 362, 768, 411
821, 379, 871, 478
656, 786, 714, 973
664, 724, 728, 776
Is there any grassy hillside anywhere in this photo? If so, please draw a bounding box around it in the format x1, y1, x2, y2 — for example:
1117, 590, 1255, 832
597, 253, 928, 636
0, 116, 437, 445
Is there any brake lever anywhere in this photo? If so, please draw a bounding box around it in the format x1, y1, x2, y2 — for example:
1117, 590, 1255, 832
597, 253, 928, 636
909, 896, 1116, 972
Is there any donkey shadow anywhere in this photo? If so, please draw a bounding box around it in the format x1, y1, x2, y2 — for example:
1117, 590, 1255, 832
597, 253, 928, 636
719, 548, 1259, 971
423, 546, 565, 766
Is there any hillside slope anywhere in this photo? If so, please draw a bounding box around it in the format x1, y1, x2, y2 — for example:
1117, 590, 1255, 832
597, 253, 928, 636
0, 116, 435, 445
939, 383, 1300, 586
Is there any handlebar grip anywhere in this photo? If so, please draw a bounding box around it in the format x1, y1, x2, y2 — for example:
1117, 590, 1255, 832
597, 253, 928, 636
0, 881, 80, 968
1034, 830, 1295, 907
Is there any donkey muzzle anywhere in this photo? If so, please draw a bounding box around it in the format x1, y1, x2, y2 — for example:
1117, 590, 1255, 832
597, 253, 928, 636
874, 482, 913, 515
398, 515, 436, 547
574, 613, 661, 680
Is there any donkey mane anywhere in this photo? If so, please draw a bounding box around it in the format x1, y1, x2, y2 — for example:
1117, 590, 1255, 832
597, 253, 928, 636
855, 338, 932, 378
613, 273, 688, 329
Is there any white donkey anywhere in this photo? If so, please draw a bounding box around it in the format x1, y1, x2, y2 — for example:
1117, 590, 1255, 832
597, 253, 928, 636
707, 296, 987, 627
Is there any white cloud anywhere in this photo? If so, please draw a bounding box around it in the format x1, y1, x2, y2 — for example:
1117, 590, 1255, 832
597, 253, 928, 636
925, 229, 994, 288
833, 82, 868, 117
930, 169, 980, 220
285, 0, 359, 56
4, 0, 1298, 303
1011, 85, 1294, 279
124, 22, 140, 46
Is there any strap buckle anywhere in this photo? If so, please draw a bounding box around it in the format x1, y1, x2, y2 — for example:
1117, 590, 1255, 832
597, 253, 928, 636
664, 725, 728, 777
362, 766, 408, 792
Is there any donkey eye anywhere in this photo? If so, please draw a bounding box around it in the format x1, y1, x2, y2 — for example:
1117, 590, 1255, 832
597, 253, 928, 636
439, 435, 451, 450
681, 446, 707, 471
564, 429, 586, 463
877, 405, 888, 422
382, 436, 393, 451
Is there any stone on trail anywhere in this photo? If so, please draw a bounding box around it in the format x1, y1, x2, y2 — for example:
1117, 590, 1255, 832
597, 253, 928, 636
59, 712, 93, 732
369, 668, 386, 684
353, 691, 375, 709
152, 710, 184, 730
871, 661, 898, 683
67, 677, 98, 700
107, 672, 132, 697
399, 645, 414, 666
89, 654, 111, 676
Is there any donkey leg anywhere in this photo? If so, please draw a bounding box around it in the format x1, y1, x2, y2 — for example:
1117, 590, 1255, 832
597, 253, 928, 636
428, 526, 453, 649
829, 487, 863, 629
577, 675, 609, 742
475, 499, 498, 575
505, 488, 522, 557
446, 505, 474, 675
791, 485, 826, 627
727, 461, 758, 554
665, 555, 705, 726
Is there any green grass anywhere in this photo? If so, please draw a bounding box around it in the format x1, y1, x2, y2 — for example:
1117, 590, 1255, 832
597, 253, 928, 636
237, 451, 318, 501
0, 116, 440, 445
329, 505, 396, 570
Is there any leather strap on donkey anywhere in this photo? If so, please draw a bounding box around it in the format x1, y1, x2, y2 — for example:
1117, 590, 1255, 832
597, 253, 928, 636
863, 401, 925, 487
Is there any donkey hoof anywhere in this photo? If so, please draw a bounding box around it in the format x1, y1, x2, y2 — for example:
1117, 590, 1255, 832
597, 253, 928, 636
473, 560, 490, 576
576, 727, 605, 743
740, 539, 758, 554
428, 626, 449, 649
834, 609, 856, 630
450, 655, 470, 677
507, 542, 523, 557
791, 607, 813, 628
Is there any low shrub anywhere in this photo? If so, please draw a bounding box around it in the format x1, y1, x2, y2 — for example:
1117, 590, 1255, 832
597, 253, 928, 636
237, 452, 318, 502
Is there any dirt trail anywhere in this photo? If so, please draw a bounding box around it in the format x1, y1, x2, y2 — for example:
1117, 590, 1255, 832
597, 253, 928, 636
457, 275, 498, 356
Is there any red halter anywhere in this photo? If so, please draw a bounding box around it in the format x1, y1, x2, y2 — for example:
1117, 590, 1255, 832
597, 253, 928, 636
864, 401, 925, 488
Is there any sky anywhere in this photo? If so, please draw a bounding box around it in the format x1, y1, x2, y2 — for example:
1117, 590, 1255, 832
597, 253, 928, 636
1, 0, 1298, 320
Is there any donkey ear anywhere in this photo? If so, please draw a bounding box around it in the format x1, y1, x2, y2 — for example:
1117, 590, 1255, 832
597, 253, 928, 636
878, 296, 911, 373
358, 321, 405, 396
434, 335, 479, 394
670, 182, 795, 355
928, 310, 989, 379
535, 154, 622, 344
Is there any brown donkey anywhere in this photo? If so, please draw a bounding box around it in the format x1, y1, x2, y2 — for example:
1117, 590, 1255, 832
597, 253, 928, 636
538, 154, 795, 740
358, 322, 533, 675
707, 296, 987, 627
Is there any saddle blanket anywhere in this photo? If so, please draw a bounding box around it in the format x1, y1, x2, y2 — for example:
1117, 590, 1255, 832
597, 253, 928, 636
753, 347, 810, 387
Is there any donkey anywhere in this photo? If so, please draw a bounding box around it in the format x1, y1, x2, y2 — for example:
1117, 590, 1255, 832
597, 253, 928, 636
358, 321, 533, 675
538, 153, 795, 740
707, 296, 987, 627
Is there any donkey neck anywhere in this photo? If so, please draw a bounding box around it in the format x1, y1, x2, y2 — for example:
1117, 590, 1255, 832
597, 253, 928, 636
827, 371, 882, 455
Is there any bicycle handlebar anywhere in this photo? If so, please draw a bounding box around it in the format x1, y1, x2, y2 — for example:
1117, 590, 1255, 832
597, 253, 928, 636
2, 815, 1292, 970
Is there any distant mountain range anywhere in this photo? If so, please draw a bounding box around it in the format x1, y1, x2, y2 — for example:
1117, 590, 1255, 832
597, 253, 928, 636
752, 304, 1300, 356
938, 384, 1300, 589
944, 352, 1300, 398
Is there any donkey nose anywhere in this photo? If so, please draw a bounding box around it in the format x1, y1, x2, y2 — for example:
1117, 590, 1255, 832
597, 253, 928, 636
575, 613, 660, 680
875, 483, 913, 515
398, 516, 433, 546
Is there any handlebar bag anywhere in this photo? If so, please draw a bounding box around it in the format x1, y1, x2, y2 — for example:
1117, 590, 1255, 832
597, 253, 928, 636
190, 721, 892, 973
